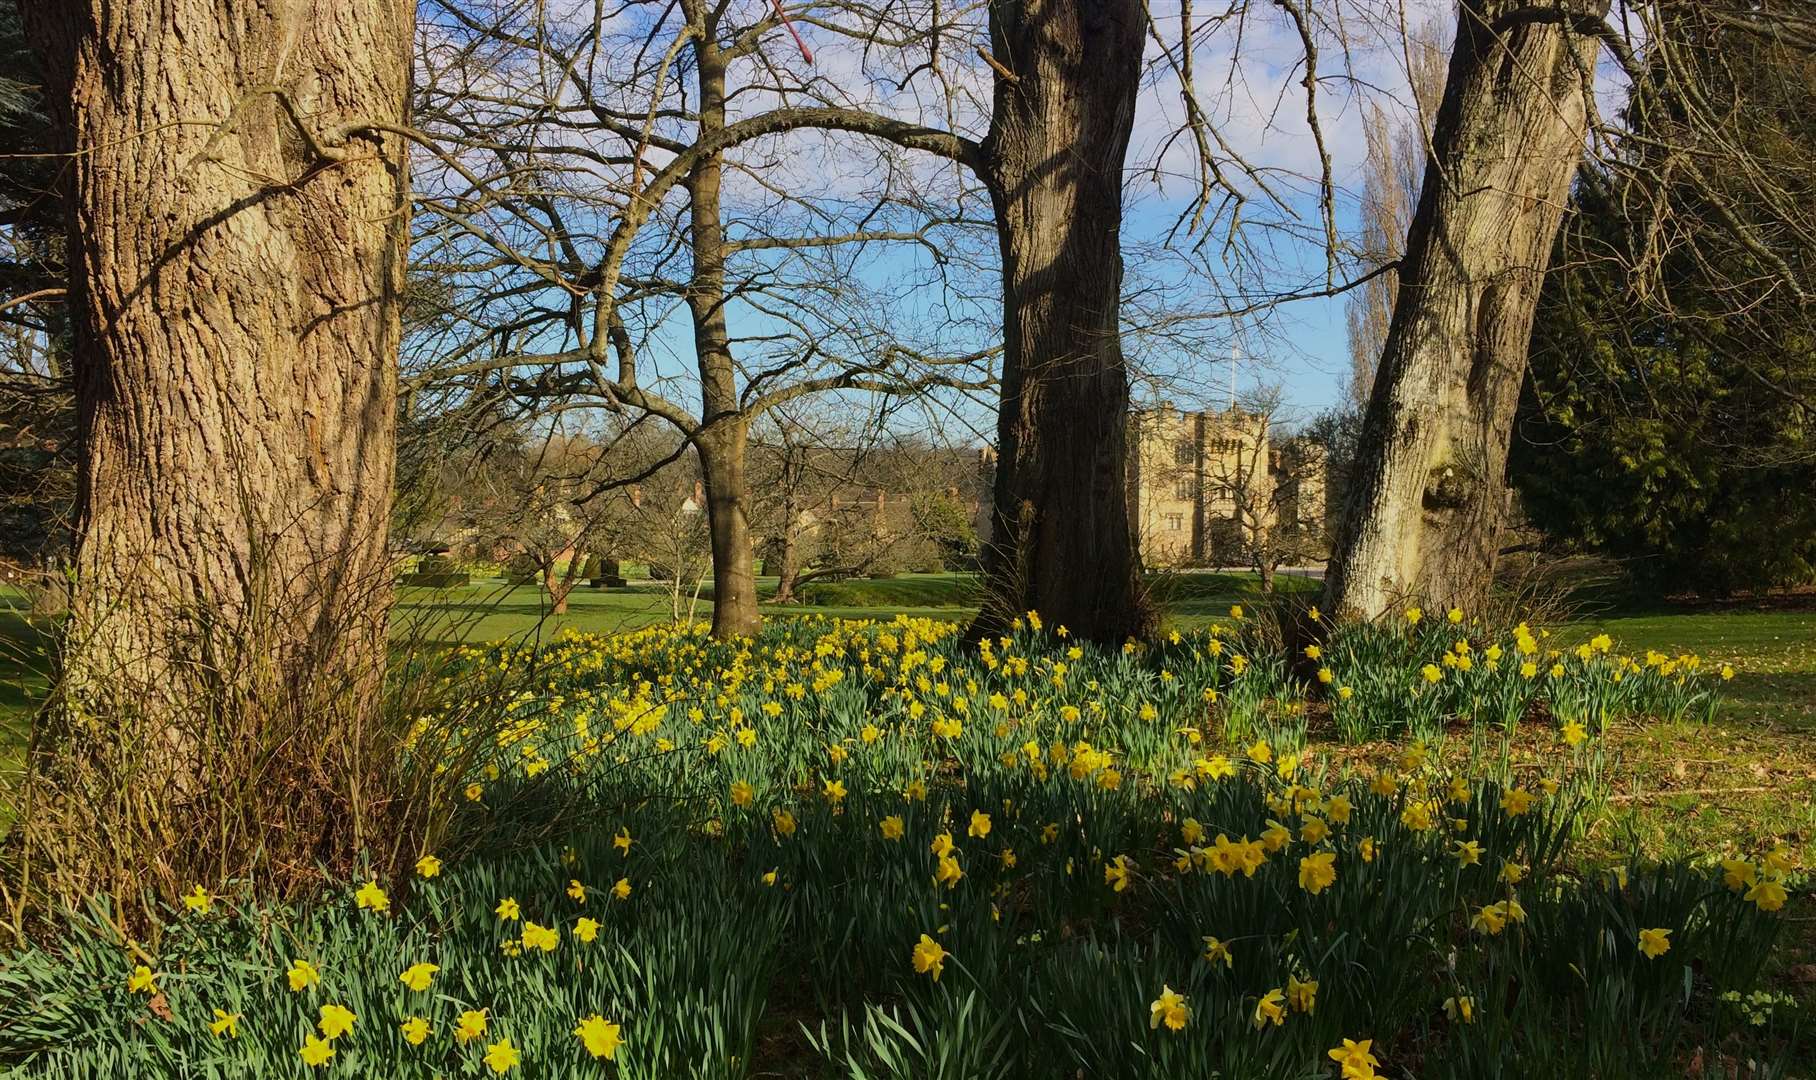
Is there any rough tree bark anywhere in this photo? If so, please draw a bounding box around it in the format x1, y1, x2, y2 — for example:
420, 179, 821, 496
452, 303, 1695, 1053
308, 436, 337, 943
971, 0, 1152, 644
1323, 0, 1606, 619
25, 0, 410, 751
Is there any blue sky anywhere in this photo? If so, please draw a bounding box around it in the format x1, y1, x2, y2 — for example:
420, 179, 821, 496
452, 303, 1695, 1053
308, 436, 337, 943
415, 0, 1456, 440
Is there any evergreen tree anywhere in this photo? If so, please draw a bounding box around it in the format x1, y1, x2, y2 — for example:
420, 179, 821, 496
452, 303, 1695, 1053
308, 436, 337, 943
0, 4, 71, 571
1513, 4, 1816, 595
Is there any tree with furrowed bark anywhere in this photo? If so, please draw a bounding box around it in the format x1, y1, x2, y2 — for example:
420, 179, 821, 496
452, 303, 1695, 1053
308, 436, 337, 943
19, 0, 413, 912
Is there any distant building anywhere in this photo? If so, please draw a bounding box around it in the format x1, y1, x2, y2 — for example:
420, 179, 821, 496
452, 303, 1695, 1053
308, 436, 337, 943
1126, 404, 1331, 568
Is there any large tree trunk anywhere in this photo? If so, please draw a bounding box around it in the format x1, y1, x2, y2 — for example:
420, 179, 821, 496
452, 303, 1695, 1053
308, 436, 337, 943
27, 0, 409, 740
684, 35, 761, 640
20, 0, 410, 909
1323, 0, 1605, 619
971, 0, 1151, 645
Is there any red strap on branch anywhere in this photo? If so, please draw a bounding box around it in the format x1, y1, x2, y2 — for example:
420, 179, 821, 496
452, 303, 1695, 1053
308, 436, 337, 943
768, 0, 814, 63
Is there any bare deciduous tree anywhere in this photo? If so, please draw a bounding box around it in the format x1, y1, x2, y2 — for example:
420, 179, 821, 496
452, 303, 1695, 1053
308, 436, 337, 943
1344, 17, 1448, 408
405, 0, 994, 641
1329, 0, 1816, 616
1199, 389, 1328, 593
18, 0, 414, 914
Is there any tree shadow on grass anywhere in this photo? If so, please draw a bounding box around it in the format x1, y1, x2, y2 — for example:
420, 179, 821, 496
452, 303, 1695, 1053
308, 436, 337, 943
1717, 671, 1816, 736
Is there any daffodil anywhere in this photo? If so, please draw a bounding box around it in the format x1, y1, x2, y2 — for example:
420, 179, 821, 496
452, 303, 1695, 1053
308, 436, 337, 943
1253, 988, 1286, 1028
1104, 854, 1133, 892
1470, 904, 1507, 935
399, 963, 438, 991
285, 958, 320, 992
522, 921, 559, 952
1638, 927, 1672, 958
575, 1014, 624, 1060
415, 854, 442, 878
1298, 851, 1337, 895
484, 1037, 521, 1074
208, 1009, 240, 1037
401, 1016, 431, 1045
299, 1034, 335, 1067
1745, 877, 1787, 912
1328, 1037, 1380, 1078
911, 934, 947, 980
317, 1003, 356, 1041
455, 1008, 489, 1044
1287, 974, 1318, 1013
1149, 985, 1190, 1031
1721, 858, 1756, 891
353, 880, 389, 913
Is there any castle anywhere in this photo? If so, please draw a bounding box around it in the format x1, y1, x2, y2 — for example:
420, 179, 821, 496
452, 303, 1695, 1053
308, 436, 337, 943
1125, 404, 1331, 568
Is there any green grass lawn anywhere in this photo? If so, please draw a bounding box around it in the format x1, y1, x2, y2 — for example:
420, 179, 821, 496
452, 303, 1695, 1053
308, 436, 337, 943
392, 569, 1324, 643
0, 605, 51, 827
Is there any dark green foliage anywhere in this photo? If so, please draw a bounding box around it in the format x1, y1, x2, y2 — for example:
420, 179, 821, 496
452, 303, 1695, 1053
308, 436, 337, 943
1512, 5, 1816, 596
0, 6, 71, 572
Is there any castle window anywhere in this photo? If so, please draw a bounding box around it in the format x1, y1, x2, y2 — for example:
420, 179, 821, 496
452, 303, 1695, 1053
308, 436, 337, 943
1174, 441, 1193, 465
1174, 478, 1194, 500
1165, 513, 1184, 532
